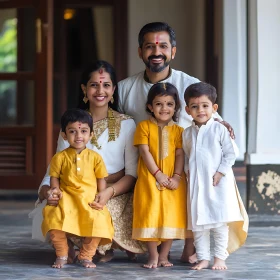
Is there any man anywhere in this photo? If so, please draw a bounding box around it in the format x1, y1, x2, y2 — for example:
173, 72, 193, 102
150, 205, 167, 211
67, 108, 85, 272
118, 22, 234, 263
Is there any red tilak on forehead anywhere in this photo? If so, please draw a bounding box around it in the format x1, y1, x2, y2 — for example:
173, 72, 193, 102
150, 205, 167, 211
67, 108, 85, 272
156, 35, 159, 44
99, 76, 105, 79
100, 81, 102, 83
78, 122, 82, 128
99, 69, 103, 74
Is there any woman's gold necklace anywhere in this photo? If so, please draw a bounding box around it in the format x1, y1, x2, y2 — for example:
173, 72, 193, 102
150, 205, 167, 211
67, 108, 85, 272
87, 108, 116, 150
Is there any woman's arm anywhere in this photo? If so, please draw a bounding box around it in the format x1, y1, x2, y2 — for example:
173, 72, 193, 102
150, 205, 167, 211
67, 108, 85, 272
91, 175, 136, 210
97, 178, 107, 192
110, 174, 136, 195
90, 119, 138, 210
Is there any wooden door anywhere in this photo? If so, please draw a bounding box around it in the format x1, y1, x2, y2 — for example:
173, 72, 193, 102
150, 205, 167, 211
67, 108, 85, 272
0, 0, 53, 189
51, 0, 128, 149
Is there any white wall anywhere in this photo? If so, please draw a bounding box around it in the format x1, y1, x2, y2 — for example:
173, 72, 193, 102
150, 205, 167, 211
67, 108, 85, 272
247, 0, 280, 164
128, 0, 205, 80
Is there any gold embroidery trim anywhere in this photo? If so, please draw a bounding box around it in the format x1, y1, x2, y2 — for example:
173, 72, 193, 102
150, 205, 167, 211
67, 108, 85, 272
150, 117, 172, 161
162, 127, 169, 159
88, 109, 133, 149
132, 227, 187, 240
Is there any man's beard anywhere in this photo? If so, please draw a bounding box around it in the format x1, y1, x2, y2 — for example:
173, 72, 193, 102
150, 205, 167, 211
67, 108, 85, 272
144, 55, 171, 73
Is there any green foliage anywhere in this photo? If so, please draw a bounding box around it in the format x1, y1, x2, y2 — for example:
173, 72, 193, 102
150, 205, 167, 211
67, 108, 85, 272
0, 18, 17, 72
0, 18, 17, 97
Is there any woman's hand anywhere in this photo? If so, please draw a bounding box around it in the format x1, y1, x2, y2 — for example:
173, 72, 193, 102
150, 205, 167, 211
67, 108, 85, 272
88, 187, 114, 210
38, 185, 61, 206
47, 187, 63, 206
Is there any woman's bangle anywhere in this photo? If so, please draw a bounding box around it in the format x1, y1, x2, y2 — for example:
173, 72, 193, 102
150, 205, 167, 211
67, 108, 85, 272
173, 173, 182, 179
110, 186, 116, 198
153, 169, 161, 177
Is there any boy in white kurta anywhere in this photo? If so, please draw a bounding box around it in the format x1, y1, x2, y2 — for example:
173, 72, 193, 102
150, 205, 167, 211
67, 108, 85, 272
182, 82, 248, 270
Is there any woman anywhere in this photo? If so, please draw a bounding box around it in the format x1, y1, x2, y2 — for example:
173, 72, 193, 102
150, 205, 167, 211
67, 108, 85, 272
30, 60, 146, 262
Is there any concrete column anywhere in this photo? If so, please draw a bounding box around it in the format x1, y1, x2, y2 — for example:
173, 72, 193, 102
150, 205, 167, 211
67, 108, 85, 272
247, 0, 280, 215
222, 0, 247, 161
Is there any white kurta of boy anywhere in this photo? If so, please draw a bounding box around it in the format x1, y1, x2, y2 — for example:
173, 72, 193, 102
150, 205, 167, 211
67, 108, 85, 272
182, 118, 243, 231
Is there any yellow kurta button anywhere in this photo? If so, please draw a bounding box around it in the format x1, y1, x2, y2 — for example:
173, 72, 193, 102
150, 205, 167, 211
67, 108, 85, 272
77, 158, 81, 160
77, 167, 81, 171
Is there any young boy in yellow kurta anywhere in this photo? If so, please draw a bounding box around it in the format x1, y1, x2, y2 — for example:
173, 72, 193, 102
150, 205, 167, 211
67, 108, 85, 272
133, 83, 187, 269
41, 108, 114, 269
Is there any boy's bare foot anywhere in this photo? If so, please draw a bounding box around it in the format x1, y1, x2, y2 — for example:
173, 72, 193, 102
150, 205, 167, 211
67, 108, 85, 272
158, 259, 173, 267
143, 254, 159, 269
78, 259, 96, 268
188, 253, 198, 264
212, 257, 227, 270
191, 260, 209, 270
52, 256, 68, 268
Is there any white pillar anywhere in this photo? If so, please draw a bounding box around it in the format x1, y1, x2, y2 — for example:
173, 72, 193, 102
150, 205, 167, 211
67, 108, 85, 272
247, 0, 280, 164
222, 0, 247, 161
246, 0, 280, 215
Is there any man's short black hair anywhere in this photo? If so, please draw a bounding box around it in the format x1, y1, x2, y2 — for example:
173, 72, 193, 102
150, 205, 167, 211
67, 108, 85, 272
138, 22, 176, 48
61, 108, 93, 133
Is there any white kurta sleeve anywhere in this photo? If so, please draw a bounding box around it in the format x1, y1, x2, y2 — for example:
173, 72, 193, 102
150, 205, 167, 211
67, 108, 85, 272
117, 81, 125, 114
38, 132, 69, 193
217, 126, 237, 175
213, 111, 222, 120
123, 119, 138, 178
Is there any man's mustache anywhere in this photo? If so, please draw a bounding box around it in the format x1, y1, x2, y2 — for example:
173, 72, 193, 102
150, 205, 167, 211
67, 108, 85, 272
148, 55, 166, 61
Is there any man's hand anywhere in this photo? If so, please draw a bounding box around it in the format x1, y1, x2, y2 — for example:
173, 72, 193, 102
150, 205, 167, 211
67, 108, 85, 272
214, 118, 235, 139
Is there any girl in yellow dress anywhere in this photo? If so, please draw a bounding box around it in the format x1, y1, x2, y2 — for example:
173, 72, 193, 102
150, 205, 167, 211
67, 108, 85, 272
41, 108, 114, 269
133, 82, 187, 269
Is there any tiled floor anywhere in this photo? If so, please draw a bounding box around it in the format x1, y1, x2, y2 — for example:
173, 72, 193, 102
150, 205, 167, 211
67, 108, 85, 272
0, 201, 280, 280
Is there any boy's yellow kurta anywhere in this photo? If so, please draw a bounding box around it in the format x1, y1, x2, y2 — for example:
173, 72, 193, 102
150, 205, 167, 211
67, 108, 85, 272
41, 147, 114, 245
132, 118, 187, 241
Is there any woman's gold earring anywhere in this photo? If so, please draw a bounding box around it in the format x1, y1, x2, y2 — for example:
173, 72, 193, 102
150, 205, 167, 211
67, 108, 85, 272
83, 94, 88, 104
111, 96, 114, 104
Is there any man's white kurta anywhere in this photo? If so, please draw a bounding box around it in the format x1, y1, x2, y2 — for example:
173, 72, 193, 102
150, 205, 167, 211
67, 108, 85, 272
118, 69, 223, 128
182, 118, 243, 231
